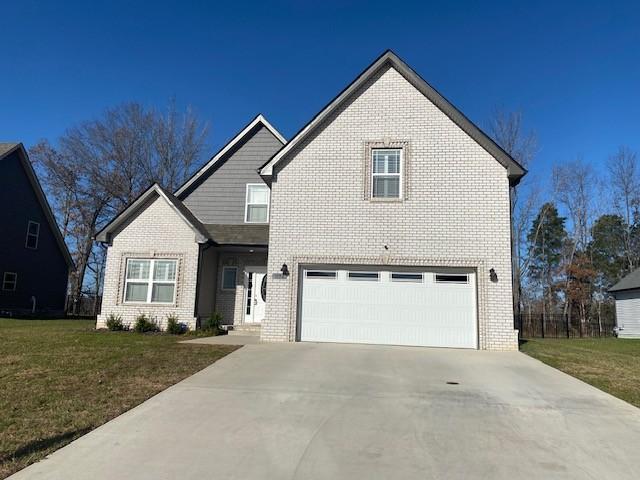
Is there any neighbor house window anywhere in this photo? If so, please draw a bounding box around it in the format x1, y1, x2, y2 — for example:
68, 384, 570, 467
245, 184, 270, 223
124, 259, 177, 303
25, 221, 40, 249
372, 149, 402, 199
222, 266, 237, 290
2, 272, 17, 291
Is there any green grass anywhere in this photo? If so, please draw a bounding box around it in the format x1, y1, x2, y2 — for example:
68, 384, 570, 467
0, 319, 238, 479
521, 337, 640, 408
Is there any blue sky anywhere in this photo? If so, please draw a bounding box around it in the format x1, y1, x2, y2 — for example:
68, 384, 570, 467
2, 0, 639, 185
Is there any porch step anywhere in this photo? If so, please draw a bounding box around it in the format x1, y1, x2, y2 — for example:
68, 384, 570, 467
227, 324, 261, 336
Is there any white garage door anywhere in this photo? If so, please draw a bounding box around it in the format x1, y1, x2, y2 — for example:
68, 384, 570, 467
299, 267, 477, 348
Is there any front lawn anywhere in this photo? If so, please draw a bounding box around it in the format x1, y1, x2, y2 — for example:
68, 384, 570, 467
521, 338, 640, 408
0, 319, 238, 479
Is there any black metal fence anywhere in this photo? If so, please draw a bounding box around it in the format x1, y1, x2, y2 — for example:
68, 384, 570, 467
65, 295, 102, 319
515, 313, 616, 339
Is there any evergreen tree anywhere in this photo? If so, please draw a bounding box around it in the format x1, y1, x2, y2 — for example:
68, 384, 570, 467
590, 214, 628, 289
527, 203, 567, 315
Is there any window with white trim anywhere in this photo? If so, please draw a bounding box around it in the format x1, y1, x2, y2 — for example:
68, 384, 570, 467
371, 149, 402, 199
124, 259, 177, 303
2, 272, 17, 291
25, 221, 40, 249
245, 184, 270, 223
222, 266, 237, 290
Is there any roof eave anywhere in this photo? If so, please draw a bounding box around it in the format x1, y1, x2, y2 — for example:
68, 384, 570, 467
94, 184, 210, 245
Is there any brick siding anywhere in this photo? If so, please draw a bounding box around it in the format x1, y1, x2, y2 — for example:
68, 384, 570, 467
262, 65, 518, 350
97, 195, 200, 330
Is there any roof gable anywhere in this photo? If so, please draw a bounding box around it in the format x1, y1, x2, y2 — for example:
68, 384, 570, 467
175, 114, 285, 198
260, 50, 526, 185
610, 268, 640, 293
94, 184, 210, 244
0, 143, 75, 268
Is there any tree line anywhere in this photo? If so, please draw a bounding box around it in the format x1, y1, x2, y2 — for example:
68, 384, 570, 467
493, 110, 639, 331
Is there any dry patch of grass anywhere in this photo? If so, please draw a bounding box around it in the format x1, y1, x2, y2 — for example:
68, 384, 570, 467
521, 338, 640, 408
0, 319, 238, 479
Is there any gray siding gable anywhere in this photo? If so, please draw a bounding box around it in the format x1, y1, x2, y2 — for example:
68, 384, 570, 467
181, 125, 283, 225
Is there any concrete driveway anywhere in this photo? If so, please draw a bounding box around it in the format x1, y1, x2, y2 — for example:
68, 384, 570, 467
10, 343, 640, 480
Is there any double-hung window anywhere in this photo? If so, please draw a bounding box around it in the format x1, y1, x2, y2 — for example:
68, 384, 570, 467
245, 184, 270, 223
371, 148, 402, 199
25, 221, 40, 249
2, 272, 17, 291
124, 259, 177, 303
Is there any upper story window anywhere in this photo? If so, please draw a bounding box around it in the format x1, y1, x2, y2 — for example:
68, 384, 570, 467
25, 221, 40, 250
2, 272, 17, 291
245, 184, 270, 223
371, 149, 402, 199
124, 258, 177, 303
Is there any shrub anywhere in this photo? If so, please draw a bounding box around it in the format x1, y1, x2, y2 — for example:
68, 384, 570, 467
166, 315, 186, 335
106, 314, 125, 331
202, 312, 223, 335
133, 314, 159, 333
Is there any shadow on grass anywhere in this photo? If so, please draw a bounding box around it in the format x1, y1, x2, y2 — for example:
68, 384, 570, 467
518, 338, 529, 347
1, 427, 92, 464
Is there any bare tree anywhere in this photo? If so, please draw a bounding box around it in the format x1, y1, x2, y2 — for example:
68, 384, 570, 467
608, 146, 639, 270
30, 101, 208, 312
553, 159, 599, 325
488, 109, 538, 317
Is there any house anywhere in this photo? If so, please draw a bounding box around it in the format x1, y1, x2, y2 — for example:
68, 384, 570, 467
610, 268, 640, 338
0, 143, 74, 316
96, 50, 526, 350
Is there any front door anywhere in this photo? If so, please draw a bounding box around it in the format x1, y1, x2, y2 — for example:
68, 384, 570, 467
244, 268, 267, 324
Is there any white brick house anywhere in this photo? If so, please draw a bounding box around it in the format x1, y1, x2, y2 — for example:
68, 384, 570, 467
96, 51, 525, 350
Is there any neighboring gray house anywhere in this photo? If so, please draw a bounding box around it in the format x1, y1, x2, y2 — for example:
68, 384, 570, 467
0, 143, 74, 316
610, 268, 640, 338
96, 51, 526, 350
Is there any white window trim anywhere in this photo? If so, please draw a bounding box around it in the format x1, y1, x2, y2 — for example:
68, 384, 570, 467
371, 148, 403, 200
25, 221, 40, 250
222, 266, 238, 291
2, 272, 17, 292
244, 183, 270, 224
123, 258, 177, 304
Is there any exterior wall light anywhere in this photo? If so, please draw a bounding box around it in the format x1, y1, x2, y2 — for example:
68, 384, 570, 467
281, 264, 290, 277
489, 268, 498, 283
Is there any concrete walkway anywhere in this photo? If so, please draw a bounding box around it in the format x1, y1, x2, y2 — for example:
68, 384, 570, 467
10, 343, 640, 479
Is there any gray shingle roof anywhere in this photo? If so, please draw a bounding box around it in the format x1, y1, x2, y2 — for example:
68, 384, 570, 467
0, 143, 19, 158
204, 224, 269, 246
610, 268, 640, 293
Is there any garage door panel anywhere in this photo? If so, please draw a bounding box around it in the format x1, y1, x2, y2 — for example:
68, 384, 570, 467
300, 267, 477, 348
